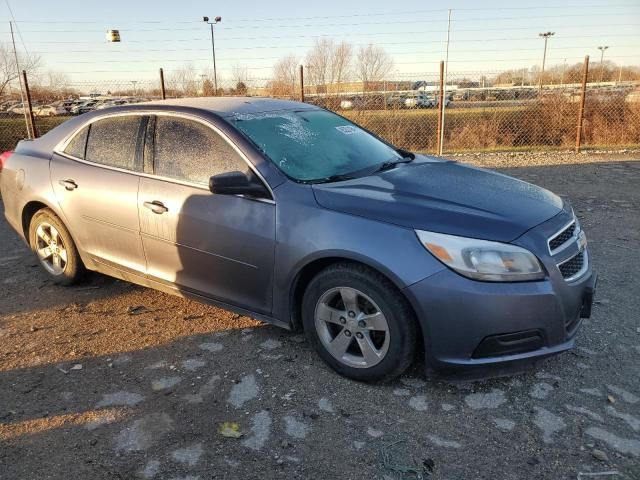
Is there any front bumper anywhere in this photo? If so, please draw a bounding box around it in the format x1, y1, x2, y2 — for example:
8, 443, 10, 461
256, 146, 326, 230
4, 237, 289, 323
404, 265, 596, 374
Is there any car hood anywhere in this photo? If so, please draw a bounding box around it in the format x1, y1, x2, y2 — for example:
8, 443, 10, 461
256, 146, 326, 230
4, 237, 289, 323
312, 156, 565, 242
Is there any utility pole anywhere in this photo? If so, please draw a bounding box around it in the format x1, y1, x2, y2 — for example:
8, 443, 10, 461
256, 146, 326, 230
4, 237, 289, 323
9, 22, 31, 138
203, 16, 222, 95
439, 9, 451, 156
538, 31, 555, 92
597, 46, 609, 83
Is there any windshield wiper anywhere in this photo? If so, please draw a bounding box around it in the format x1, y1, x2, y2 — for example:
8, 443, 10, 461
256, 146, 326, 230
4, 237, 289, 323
311, 173, 356, 184
374, 156, 414, 174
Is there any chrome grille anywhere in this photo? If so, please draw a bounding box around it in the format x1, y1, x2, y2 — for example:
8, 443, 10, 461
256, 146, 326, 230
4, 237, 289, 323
558, 250, 586, 280
548, 221, 576, 254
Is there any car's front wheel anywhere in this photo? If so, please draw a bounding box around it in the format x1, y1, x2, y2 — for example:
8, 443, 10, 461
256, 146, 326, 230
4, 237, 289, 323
29, 209, 84, 285
302, 263, 417, 382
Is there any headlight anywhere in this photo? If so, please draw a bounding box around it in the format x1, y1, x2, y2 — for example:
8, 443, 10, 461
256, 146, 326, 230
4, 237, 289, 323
415, 230, 545, 282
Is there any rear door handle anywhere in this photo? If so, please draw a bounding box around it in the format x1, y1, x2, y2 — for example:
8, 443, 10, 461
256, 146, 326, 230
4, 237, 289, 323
58, 179, 78, 191
143, 200, 168, 214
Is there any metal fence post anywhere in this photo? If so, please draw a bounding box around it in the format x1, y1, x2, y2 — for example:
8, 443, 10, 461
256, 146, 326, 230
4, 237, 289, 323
22, 70, 38, 139
299, 65, 305, 102
159, 68, 166, 100
575, 55, 590, 153
436, 61, 445, 155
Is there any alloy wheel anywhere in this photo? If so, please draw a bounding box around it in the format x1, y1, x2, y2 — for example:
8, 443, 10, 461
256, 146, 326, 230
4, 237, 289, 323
34, 222, 68, 275
314, 287, 390, 368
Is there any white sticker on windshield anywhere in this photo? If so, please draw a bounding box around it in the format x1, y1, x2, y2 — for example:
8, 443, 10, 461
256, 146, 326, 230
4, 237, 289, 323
335, 125, 358, 135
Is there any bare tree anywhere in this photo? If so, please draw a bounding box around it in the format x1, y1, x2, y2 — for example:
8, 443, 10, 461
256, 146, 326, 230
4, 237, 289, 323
30, 70, 75, 101
231, 64, 249, 85
306, 39, 352, 89
330, 41, 352, 85
306, 39, 332, 86
0, 43, 40, 97
270, 54, 299, 97
230, 64, 250, 95
167, 64, 198, 97
355, 44, 393, 87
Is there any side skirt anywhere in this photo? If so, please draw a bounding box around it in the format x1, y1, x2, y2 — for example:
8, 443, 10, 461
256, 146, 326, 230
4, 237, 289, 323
90, 258, 291, 331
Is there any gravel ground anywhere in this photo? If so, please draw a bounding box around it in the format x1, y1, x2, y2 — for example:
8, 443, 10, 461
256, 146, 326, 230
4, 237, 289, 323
1, 153, 639, 480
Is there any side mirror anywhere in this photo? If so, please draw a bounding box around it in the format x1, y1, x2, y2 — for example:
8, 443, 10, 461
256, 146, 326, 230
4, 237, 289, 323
209, 171, 270, 199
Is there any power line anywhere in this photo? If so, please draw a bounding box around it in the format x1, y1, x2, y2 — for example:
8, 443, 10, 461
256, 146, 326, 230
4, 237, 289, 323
4, 22, 639, 35
10, 33, 640, 46
7, 3, 639, 24
3, 0, 31, 57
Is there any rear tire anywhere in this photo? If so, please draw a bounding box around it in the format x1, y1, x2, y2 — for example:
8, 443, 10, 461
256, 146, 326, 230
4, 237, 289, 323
29, 208, 85, 285
302, 263, 417, 382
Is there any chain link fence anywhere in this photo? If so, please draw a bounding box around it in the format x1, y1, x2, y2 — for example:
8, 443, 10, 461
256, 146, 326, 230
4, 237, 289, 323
1, 65, 639, 155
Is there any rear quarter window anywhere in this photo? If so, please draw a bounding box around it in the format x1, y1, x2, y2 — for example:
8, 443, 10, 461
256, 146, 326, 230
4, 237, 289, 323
85, 116, 142, 170
63, 125, 89, 159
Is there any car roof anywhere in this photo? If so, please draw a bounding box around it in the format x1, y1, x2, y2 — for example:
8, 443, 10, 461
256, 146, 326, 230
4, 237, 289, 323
138, 96, 319, 117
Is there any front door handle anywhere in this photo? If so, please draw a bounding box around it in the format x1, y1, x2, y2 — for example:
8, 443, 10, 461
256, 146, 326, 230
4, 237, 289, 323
143, 200, 168, 215
58, 179, 78, 191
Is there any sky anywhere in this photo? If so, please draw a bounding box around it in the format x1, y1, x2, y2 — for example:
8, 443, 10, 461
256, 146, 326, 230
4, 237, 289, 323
1, 0, 639, 86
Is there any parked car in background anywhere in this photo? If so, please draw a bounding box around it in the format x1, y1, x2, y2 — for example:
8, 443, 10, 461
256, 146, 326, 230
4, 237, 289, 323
70, 100, 100, 115
59, 100, 78, 113
385, 94, 406, 109
34, 104, 68, 117
8, 103, 38, 115
339, 98, 355, 110
404, 91, 435, 108
625, 87, 640, 103
95, 99, 129, 110
0, 100, 20, 112
0, 98, 596, 382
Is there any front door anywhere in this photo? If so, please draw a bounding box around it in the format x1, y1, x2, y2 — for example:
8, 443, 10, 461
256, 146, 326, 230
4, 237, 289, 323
138, 115, 276, 314
51, 115, 147, 274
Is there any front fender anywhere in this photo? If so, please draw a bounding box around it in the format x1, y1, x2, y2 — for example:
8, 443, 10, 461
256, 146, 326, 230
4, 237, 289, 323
270, 181, 446, 324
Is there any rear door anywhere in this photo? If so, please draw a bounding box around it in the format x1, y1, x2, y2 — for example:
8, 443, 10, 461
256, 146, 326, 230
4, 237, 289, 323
138, 114, 276, 314
51, 114, 148, 274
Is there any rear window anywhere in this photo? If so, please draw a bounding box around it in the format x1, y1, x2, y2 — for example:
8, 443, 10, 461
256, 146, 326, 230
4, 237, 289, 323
63, 126, 89, 159
85, 116, 142, 170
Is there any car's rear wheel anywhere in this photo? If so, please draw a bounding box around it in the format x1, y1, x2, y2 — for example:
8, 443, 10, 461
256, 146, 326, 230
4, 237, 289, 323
29, 209, 84, 285
302, 263, 417, 382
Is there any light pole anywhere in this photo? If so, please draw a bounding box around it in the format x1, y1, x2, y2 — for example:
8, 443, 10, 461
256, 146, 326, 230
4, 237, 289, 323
131, 81, 137, 96
203, 16, 221, 95
597, 46, 609, 83
538, 31, 555, 92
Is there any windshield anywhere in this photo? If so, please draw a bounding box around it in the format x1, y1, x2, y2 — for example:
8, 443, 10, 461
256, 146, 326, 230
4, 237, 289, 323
227, 109, 401, 182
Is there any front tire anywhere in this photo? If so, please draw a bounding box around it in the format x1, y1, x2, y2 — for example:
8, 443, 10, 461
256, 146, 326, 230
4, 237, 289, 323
29, 209, 85, 285
302, 263, 417, 382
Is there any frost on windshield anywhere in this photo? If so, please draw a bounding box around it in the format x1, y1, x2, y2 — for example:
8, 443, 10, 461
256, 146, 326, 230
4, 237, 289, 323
229, 109, 400, 182
233, 111, 317, 146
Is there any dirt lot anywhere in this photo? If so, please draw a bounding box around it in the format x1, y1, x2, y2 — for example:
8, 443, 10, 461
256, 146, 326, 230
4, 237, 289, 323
1, 153, 639, 480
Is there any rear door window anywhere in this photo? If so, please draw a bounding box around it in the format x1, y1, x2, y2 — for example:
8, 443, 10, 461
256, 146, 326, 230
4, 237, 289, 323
64, 125, 89, 159
85, 116, 142, 171
153, 116, 247, 184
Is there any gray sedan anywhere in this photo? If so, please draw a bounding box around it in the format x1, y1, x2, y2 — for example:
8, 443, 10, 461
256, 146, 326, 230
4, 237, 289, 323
0, 97, 596, 381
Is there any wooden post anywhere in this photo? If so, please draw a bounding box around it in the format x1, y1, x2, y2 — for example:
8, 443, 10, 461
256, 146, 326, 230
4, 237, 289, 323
436, 61, 445, 155
575, 55, 590, 153
22, 70, 38, 139
298, 65, 305, 102
159, 68, 166, 100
